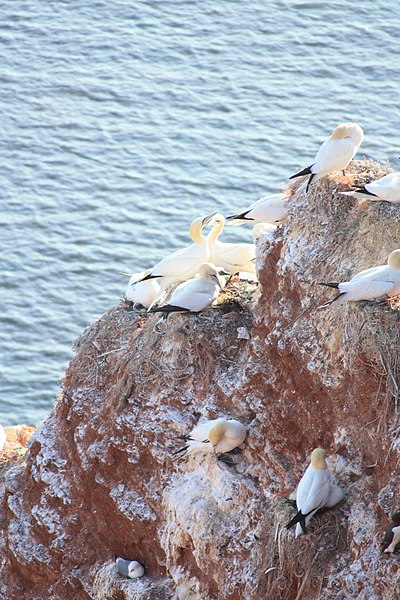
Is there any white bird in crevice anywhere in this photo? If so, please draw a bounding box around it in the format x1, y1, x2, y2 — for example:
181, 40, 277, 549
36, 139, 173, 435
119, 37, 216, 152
289, 122, 364, 193
0, 424, 6, 452
116, 557, 145, 578
124, 271, 160, 309
226, 193, 288, 226
319, 249, 400, 307
138, 212, 217, 307
206, 213, 256, 275
148, 263, 224, 315
286, 448, 332, 537
342, 171, 400, 204
382, 511, 400, 553
173, 417, 247, 459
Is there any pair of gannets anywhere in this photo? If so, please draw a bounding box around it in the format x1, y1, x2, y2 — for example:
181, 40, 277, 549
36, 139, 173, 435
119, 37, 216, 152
343, 171, 400, 204
174, 417, 247, 459
290, 122, 364, 193
319, 249, 400, 307
149, 263, 224, 315
227, 193, 288, 227
286, 448, 344, 537
116, 557, 145, 578
382, 512, 400, 554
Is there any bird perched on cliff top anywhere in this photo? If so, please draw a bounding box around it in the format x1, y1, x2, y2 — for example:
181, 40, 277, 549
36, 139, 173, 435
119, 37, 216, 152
148, 263, 224, 315
116, 557, 145, 578
382, 512, 400, 554
0, 424, 6, 452
124, 271, 160, 309
206, 212, 256, 275
226, 193, 288, 226
137, 212, 217, 305
318, 249, 400, 307
173, 417, 247, 459
289, 122, 364, 193
286, 448, 340, 537
342, 171, 400, 204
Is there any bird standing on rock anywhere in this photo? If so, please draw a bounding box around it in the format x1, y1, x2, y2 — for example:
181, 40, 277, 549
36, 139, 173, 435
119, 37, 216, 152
319, 249, 400, 307
226, 193, 288, 226
173, 417, 247, 459
206, 212, 256, 275
124, 271, 160, 309
286, 448, 333, 537
148, 263, 224, 315
290, 122, 364, 193
382, 512, 400, 554
116, 557, 145, 578
342, 171, 400, 204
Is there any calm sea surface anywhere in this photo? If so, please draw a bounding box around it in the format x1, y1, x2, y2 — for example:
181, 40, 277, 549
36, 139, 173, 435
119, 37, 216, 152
1, 0, 399, 425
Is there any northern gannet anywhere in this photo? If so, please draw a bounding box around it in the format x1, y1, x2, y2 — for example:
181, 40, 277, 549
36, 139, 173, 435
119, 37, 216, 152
149, 263, 223, 315
343, 171, 400, 204
290, 122, 364, 192
226, 193, 288, 226
139, 213, 217, 294
173, 417, 247, 459
207, 213, 256, 275
286, 448, 331, 537
125, 271, 160, 309
319, 249, 400, 307
382, 512, 400, 553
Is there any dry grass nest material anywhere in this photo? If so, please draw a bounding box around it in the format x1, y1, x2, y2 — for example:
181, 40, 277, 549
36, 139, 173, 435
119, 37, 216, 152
258, 498, 348, 600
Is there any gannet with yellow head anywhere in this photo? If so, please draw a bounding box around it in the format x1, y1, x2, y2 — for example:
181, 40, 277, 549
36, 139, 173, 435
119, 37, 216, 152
173, 417, 247, 459
207, 213, 256, 275
290, 122, 364, 192
286, 448, 331, 537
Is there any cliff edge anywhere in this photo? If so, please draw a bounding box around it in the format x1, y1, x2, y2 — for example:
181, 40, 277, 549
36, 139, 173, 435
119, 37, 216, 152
1, 159, 400, 599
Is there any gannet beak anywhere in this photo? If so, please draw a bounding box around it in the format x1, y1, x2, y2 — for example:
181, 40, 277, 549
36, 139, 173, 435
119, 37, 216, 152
202, 211, 220, 226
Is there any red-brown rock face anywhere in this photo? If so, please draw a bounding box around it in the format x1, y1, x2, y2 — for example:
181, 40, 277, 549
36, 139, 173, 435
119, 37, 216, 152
1, 160, 400, 599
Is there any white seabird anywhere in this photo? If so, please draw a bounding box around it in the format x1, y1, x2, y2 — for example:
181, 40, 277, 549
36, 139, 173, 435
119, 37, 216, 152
286, 448, 332, 537
125, 271, 160, 309
148, 263, 224, 315
0, 424, 6, 452
226, 193, 288, 226
382, 512, 400, 553
116, 557, 145, 578
173, 417, 247, 459
289, 122, 364, 192
342, 171, 400, 204
138, 213, 217, 303
319, 249, 400, 307
207, 213, 256, 275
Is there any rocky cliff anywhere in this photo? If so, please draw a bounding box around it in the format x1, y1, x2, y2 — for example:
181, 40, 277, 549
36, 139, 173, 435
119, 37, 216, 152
1, 159, 400, 600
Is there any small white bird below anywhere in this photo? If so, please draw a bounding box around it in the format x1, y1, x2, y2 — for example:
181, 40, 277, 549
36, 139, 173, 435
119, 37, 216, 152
290, 122, 364, 193
382, 511, 400, 553
116, 557, 145, 579
174, 417, 247, 459
0, 424, 6, 452
125, 271, 160, 309
226, 193, 288, 226
342, 171, 400, 204
286, 448, 338, 537
207, 213, 256, 275
319, 249, 400, 307
149, 263, 223, 315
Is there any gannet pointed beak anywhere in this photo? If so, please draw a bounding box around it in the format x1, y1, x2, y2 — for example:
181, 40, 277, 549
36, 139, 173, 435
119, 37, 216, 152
202, 211, 220, 226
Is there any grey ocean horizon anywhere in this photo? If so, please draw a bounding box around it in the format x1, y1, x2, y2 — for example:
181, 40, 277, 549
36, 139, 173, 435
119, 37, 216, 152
1, 0, 399, 425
